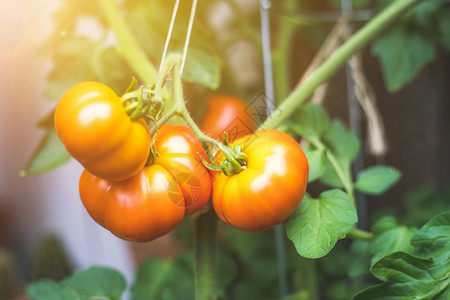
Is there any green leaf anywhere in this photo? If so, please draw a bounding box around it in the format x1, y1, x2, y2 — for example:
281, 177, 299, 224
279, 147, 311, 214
438, 9, 450, 51
63, 266, 126, 299
372, 26, 436, 92
287, 102, 330, 143
131, 253, 195, 300
131, 251, 236, 300
26, 280, 78, 300
20, 128, 72, 176
354, 165, 401, 195
45, 37, 98, 100
411, 210, 450, 260
302, 146, 327, 182
318, 160, 344, 189
182, 47, 221, 90
353, 251, 450, 300
370, 252, 449, 283
322, 120, 360, 164
348, 240, 371, 277
371, 215, 398, 235
26, 266, 126, 300
369, 225, 417, 264
286, 190, 358, 259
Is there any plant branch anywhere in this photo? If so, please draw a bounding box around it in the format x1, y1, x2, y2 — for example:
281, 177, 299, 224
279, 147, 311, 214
347, 227, 374, 240
259, 0, 422, 130
98, 0, 158, 85
194, 209, 218, 300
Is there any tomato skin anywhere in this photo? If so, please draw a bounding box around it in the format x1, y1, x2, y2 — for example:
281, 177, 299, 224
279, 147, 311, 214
154, 125, 212, 216
212, 130, 309, 232
201, 95, 254, 142
79, 125, 212, 241
79, 166, 185, 242
54, 81, 151, 181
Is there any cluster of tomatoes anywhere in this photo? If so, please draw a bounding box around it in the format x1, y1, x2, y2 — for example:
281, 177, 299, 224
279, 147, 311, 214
54, 81, 309, 242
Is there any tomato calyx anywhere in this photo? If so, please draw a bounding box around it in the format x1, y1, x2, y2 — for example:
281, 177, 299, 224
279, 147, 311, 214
199, 142, 248, 176
120, 83, 164, 122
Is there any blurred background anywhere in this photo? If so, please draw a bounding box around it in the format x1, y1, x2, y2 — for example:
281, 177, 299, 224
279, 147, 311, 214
0, 0, 449, 299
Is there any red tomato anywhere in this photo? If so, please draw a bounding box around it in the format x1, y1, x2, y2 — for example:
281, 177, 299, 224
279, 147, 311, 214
212, 129, 309, 232
201, 95, 254, 142
79, 125, 212, 242
54, 81, 151, 181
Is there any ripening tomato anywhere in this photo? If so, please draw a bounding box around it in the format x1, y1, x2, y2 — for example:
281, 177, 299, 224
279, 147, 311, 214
54, 81, 151, 181
201, 95, 254, 142
79, 125, 212, 242
212, 129, 309, 232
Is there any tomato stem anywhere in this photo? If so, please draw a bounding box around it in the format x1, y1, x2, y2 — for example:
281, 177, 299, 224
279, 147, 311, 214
347, 227, 374, 240
98, 0, 158, 85
258, 0, 423, 131
194, 209, 218, 300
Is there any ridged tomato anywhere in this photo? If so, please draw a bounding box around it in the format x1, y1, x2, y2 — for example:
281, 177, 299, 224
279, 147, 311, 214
212, 129, 309, 232
55, 81, 151, 181
79, 125, 212, 242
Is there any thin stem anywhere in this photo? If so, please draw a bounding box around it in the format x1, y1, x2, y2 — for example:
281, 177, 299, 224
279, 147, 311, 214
259, 0, 422, 130
347, 227, 374, 240
194, 209, 218, 300
98, 0, 157, 85
325, 151, 354, 198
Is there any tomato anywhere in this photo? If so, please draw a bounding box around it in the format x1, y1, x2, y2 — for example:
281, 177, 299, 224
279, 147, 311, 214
212, 129, 309, 232
153, 125, 212, 216
54, 81, 151, 181
79, 125, 212, 242
201, 95, 254, 142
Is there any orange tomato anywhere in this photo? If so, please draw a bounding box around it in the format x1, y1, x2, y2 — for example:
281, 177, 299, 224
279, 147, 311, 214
201, 95, 254, 142
212, 129, 309, 232
54, 81, 151, 181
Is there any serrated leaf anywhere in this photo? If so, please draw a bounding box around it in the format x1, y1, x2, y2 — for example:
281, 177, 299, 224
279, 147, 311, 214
287, 102, 330, 143
372, 26, 436, 92
302, 146, 327, 182
411, 210, 450, 260
369, 225, 417, 264
21, 128, 72, 176
26, 266, 126, 300
286, 190, 358, 259
353, 251, 450, 300
354, 165, 401, 195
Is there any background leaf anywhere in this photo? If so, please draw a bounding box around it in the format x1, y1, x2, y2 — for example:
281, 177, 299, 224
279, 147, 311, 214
354, 165, 401, 195
286, 190, 358, 258
372, 24, 435, 92
353, 251, 450, 300
20, 128, 72, 176
369, 224, 417, 264
26, 266, 126, 300
302, 146, 327, 182
411, 210, 450, 260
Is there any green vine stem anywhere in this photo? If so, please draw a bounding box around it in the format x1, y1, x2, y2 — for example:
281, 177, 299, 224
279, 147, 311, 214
259, 0, 422, 131
347, 227, 374, 240
194, 209, 218, 300
98, 0, 158, 85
